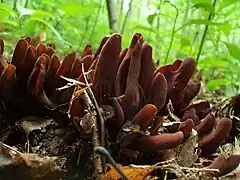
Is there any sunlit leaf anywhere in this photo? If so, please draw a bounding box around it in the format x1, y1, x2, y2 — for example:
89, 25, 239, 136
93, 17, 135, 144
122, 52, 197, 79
147, 13, 156, 26
207, 79, 230, 90
0, 19, 19, 27
192, 2, 215, 14
147, 12, 174, 25
0, 3, 17, 18
132, 25, 158, 34
191, 0, 211, 3
18, 5, 54, 20
216, 0, 238, 13
175, 19, 225, 32
225, 43, 240, 60
198, 58, 228, 68
17, 5, 35, 17
60, 2, 90, 16
180, 37, 191, 48
217, 23, 232, 36
31, 11, 55, 19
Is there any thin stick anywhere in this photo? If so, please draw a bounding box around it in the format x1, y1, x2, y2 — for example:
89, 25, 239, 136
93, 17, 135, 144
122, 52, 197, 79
155, 163, 220, 173
26, 134, 30, 153
0, 142, 21, 154
77, 148, 83, 166
81, 63, 105, 148
180, 167, 220, 173
92, 117, 104, 179
164, 171, 168, 180
81, 63, 106, 175
77, 84, 104, 179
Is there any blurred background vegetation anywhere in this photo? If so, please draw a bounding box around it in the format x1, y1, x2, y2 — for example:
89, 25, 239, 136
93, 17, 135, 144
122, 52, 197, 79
0, 0, 239, 96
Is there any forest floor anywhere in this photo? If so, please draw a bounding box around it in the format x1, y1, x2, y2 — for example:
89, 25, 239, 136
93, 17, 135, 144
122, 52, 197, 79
0, 110, 95, 180
0, 89, 239, 180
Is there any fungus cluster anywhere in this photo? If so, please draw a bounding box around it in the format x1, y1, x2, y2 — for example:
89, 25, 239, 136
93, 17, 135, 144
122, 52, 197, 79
0, 33, 239, 177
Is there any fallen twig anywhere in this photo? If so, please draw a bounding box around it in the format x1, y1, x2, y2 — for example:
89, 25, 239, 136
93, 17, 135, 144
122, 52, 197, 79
81, 63, 106, 179
154, 158, 220, 179
81, 64, 106, 148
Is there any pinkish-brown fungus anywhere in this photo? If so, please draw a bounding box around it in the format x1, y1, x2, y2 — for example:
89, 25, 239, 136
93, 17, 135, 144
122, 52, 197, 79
194, 113, 215, 136
115, 33, 143, 97
0, 37, 83, 113
209, 154, 240, 177
0, 33, 236, 175
93, 33, 121, 104
132, 104, 157, 131
148, 72, 167, 111
139, 42, 155, 97
156, 57, 199, 116
11, 39, 28, 75
131, 131, 184, 152
0, 64, 16, 100
82, 44, 93, 57
120, 39, 142, 118
198, 117, 232, 156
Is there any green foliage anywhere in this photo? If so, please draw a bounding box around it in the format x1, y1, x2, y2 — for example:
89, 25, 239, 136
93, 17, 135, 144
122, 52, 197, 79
207, 79, 230, 90
225, 43, 240, 60
0, 0, 239, 95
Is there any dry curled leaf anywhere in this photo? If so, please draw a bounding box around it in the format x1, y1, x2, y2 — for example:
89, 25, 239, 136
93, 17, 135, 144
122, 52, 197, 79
0, 143, 64, 180
17, 116, 54, 135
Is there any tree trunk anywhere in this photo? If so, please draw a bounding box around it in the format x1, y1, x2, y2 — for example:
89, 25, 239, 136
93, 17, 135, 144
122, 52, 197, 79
120, 0, 133, 34
106, 0, 118, 33
118, 0, 124, 28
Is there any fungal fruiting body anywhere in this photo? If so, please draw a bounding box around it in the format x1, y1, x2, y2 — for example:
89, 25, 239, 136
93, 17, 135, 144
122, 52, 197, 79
0, 34, 238, 177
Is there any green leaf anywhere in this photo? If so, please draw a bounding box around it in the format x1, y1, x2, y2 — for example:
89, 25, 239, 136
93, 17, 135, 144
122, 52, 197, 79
60, 2, 90, 16
30, 11, 54, 19
147, 12, 173, 25
0, 3, 17, 18
216, 0, 237, 13
147, 13, 157, 25
207, 79, 230, 90
225, 43, 240, 60
132, 25, 158, 34
175, 19, 225, 32
17, 5, 35, 17
18, 5, 54, 20
0, 19, 19, 27
27, 17, 63, 41
198, 58, 228, 68
191, 0, 211, 3
180, 37, 191, 48
192, 2, 215, 14
216, 23, 232, 36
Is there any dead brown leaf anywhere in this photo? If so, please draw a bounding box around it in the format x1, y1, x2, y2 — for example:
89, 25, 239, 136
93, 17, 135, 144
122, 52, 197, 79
102, 164, 153, 180
0, 142, 65, 180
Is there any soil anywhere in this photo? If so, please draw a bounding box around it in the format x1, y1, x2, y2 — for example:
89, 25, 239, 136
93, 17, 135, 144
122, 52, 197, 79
0, 106, 94, 180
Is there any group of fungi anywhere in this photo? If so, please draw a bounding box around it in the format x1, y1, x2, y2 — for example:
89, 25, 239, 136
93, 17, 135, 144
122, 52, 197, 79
0, 33, 239, 178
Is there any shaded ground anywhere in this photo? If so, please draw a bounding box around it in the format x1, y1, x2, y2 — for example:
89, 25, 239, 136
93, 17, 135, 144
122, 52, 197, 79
0, 109, 94, 180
